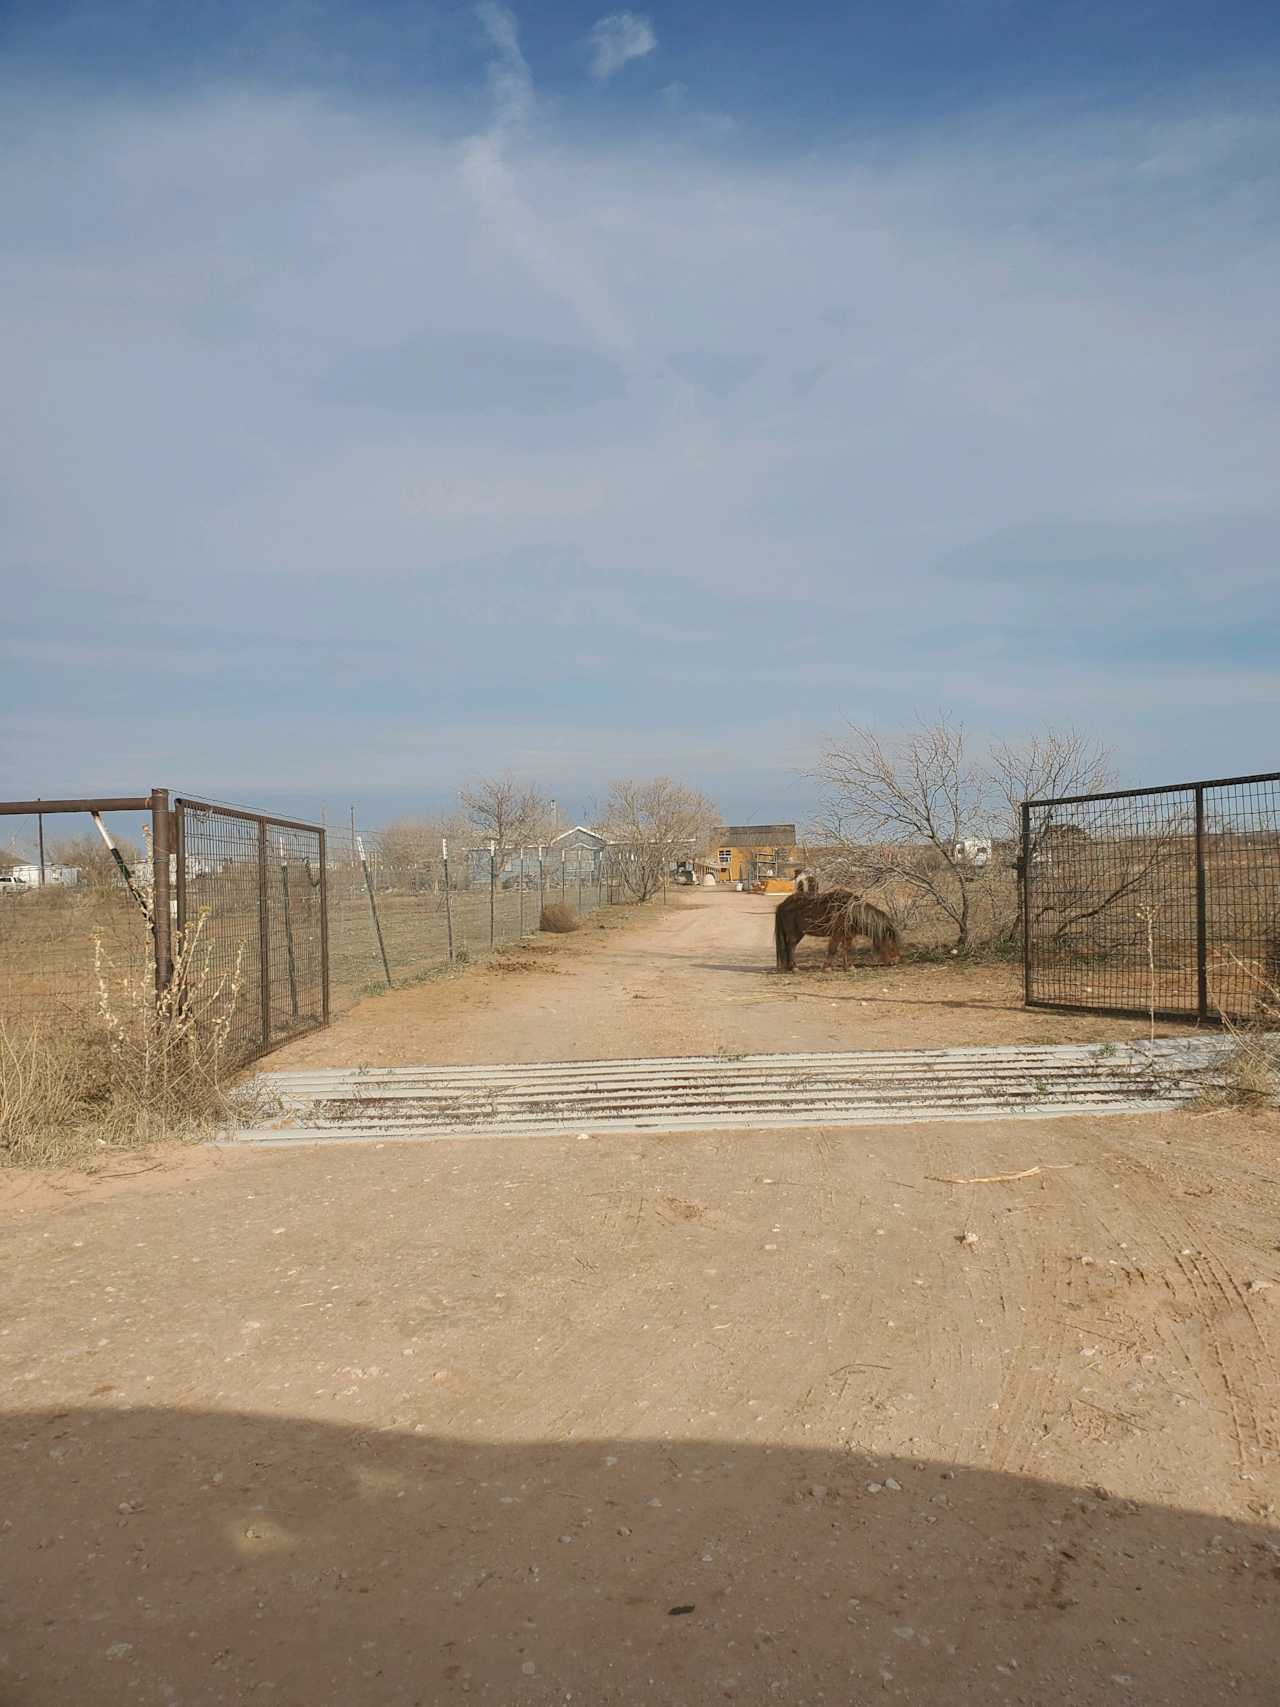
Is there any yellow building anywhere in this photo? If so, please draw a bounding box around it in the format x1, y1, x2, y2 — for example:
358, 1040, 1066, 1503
707, 824, 798, 886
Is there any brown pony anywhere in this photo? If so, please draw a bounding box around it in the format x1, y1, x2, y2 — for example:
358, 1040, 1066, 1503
774, 887, 901, 973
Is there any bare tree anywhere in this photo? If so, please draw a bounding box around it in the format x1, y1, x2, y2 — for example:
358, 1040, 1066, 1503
602, 778, 720, 902
815, 716, 1135, 950
49, 833, 143, 891
814, 718, 989, 947
458, 775, 551, 874
988, 728, 1115, 847
374, 817, 453, 892
986, 728, 1116, 939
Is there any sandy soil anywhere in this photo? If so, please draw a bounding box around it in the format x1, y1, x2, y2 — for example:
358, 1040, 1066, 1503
2, 891, 1279, 1705
269, 890, 1189, 1072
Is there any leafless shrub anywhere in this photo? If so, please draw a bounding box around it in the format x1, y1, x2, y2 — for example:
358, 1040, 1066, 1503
1, 910, 244, 1168
48, 832, 143, 890
1193, 955, 1280, 1112
540, 903, 579, 933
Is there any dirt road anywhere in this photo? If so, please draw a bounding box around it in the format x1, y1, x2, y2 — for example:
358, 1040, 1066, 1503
272, 889, 1180, 1071
2, 892, 1278, 1705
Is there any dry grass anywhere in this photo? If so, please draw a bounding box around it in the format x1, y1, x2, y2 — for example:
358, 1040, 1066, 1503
1190, 955, 1280, 1113
540, 903, 580, 934
0, 911, 244, 1169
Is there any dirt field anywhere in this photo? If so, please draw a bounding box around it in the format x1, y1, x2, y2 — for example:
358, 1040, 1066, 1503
269, 889, 1191, 1072
2, 890, 1279, 1705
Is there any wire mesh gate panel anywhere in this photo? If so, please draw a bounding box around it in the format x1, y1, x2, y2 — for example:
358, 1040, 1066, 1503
1022, 771, 1280, 1022
0, 796, 158, 1028
175, 800, 327, 1061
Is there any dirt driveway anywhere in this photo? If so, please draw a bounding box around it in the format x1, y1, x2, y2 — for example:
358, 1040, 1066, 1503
2, 891, 1278, 1705
272, 889, 1183, 1071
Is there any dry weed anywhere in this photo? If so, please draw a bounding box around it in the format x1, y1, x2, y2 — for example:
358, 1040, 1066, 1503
1, 910, 245, 1168
1193, 954, 1280, 1113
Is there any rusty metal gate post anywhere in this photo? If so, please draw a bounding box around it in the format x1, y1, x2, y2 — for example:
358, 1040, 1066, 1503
1030, 802, 1037, 1010
150, 787, 174, 1002
1194, 785, 1209, 1021
318, 827, 330, 1024
256, 816, 271, 1047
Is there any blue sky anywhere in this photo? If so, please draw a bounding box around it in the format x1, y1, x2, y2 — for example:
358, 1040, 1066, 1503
2, 0, 1279, 829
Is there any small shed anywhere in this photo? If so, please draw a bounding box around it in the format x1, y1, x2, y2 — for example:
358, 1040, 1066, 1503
707, 825, 798, 886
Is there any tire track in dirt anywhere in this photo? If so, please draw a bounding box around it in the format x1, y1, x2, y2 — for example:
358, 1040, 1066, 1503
1060, 1139, 1279, 1474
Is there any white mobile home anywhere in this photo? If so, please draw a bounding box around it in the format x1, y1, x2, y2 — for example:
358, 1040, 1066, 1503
9, 863, 80, 887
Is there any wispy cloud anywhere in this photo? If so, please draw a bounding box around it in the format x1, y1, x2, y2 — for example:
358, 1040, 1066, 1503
1, 28, 1277, 811
475, 1, 534, 132
461, 4, 639, 365
587, 12, 657, 82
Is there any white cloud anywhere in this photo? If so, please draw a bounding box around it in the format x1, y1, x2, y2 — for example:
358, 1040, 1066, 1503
587, 12, 657, 81
1, 74, 1278, 804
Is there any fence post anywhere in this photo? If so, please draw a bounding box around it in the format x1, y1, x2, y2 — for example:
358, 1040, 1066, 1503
318, 827, 330, 1024
489, 843, 496, 947
560, 848, 566, 903
37, 802, 45, 888
577, 848, 583, 913
442, 837, 454, 962
519, 845, 526, 936
1030, 802, 1037, 1003
538, 844, 545, 923
1194, 785, 1209, 1021
256, 815, 271, 1045
357, 832, 392, 988
150, 787, 174, 1005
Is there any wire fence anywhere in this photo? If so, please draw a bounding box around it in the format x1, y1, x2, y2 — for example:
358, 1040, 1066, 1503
1, 789, 660, 1062
1023, 770, 1280, 1021
325, 836, 621, 1011
1, 797, 161, 1035
0, 791, 327, 1066
176, 800, 327, 1059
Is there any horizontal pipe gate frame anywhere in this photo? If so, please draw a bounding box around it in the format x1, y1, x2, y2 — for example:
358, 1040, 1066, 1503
1021, 768, 1280, 1024
0, 790, 329, 1061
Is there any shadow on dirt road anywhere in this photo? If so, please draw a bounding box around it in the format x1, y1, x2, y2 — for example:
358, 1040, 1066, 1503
3, 1405, 1276, 1704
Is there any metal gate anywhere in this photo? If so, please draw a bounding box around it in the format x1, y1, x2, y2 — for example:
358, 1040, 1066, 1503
1022, 770, 1280, 1023
175, 798, 328, 1059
